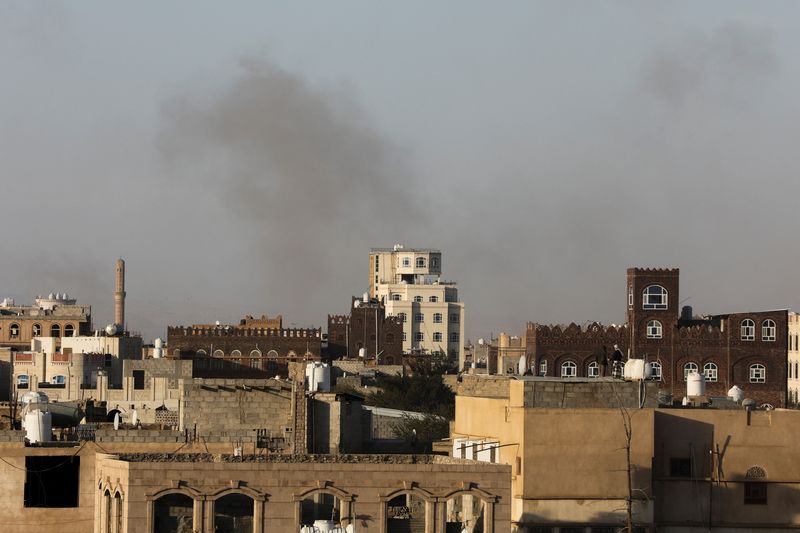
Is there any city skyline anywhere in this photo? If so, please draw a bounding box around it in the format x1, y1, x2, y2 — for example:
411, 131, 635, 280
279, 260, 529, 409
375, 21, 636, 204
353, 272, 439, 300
3, 2, 800, 341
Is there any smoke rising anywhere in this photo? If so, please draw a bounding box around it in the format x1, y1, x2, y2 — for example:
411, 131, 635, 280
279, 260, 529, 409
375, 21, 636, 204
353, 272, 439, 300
159, 58, 429, 321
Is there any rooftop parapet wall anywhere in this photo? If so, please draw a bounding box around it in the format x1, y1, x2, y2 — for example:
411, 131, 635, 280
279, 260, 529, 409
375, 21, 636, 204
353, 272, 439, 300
518, 378, 659, 409
526, 322, 629, 348
168, 326, 321, 338
457, 375, 511, 399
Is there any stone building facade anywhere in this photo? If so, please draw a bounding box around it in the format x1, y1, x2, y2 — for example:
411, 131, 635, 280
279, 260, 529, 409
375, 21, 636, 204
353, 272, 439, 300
167, 319, 322, 376
525, 268, 788, 407
0, 295, 91, 350
328, 296, 404, 364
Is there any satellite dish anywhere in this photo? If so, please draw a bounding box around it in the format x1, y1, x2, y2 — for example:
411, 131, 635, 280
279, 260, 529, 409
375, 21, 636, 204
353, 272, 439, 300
113, 412, 120, 430
518, 355, 527, 376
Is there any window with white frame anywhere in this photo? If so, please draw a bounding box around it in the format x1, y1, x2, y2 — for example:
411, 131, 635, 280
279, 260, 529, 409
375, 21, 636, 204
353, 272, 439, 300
650, 362, 662, 379
762, 319, 776, 341
402, 257, 411, 267
588, 362, 599, 378
416, 257, 426, 268
646, 320, 663, 339
628, 286, 634, 307
17, 375, 29, 388
433, 313, 443, 323
749, 364, 766, 383
397, 312, 407, 323
643, 285, 668, 309
414, 313, 424, 323
684, 362, 698, 380
450, 332, 459, 343
741, 319, 755, 340
402, 332, 407, 342
429, 296, 438, 302
9, 323, 19, 338
392, 293, 402, 301
703, 362, 718, 382
413, 295, 423, 303
539, 359, 547, 376
249, 350, 261, 357
450, 313, 460, 323
561, 361, 577, 377
432, 332, 443, 342
414, 332, 424, 342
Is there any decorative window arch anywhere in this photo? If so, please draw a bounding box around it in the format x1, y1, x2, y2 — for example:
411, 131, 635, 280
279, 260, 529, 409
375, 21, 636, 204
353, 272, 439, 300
643, 285, 668, 309
32, 323, 41, 337
762, 319, 776, 341
441, 488, 499, 533
587, 361, 599, 378
413, 296, 423, 303
683, 362, 698, 381
380, 487, 434, 533
294, 486, 354, 531
750, 364, 766, 383
148, 487, 202, 533
415, 257, 426, 268
50, 324, 61, 337
392, 293, 402, 301
230, 349, 242, 357
196, 349, 207, 356
646, 320, 662, 339
64, 324, 75, 337
9, 323, 20, 338
213, 349, 224, 357
741, 319, 755, 341
703, 362, 718, 382
249, 350, 262, 357
561, 361, 577, 378
650, 361, 662, 379
429, 296, 438, 303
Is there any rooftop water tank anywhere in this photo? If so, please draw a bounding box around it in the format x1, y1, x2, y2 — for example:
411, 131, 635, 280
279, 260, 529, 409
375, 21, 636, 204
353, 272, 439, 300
687, 371, 706, 397
727, 385, 744, 403
20, 391, 49, 406
305, 362, 331, 392
623, 359, 652, 380
154, 338, 164, 348
24, 410, 52, 444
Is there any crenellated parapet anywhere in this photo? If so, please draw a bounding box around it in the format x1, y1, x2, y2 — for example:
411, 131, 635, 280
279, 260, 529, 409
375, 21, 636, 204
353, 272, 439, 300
167, 326, 322, 339
527, 322, 628, 347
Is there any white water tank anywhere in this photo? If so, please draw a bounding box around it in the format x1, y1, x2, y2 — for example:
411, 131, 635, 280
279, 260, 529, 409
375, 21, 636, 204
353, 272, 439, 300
20, 391, 49, 406
24, 410, 52, 443
728, 385, 744, 403
687, 371, 706, 397
305, 362, 331, 392
517, 355, 527, 375
358, 347, 366, 358
623, 359, 646, 380
154, 338, 164, 348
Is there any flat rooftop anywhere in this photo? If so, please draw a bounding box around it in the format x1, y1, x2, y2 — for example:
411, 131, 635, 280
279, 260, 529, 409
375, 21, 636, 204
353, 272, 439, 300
370, 248, 441, 253
114, 453, 482, 465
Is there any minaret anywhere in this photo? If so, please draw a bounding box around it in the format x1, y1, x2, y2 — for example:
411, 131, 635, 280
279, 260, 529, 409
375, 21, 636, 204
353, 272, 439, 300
115, 258, 126, 329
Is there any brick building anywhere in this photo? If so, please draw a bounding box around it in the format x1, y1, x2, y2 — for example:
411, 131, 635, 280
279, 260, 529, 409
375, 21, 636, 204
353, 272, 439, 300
0, 294, 91, 350
167, 316, 322, 376
525, 268, 788, 407
327, 296, 403, 364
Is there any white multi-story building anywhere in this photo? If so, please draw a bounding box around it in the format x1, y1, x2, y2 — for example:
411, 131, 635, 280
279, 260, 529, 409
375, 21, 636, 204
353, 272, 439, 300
789, 312, 800, 405
369, 245, 465, 367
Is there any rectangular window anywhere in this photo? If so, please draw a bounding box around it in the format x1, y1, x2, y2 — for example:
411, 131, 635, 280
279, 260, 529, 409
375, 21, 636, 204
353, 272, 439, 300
414, 313, 424, 323
450, 313, 460, 323
375, 256, 379, 272
414, 332, 424, 342
670, 457, 692, 478
402, 332, 407, 342
432, 332, 443, 342
744, 482, 767, 504
25, 456, 80, 507
133, 370, 145, 390
450, 333, 459, 343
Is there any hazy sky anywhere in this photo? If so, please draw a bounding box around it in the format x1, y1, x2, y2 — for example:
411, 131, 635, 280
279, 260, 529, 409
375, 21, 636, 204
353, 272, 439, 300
2, 1, 800, 342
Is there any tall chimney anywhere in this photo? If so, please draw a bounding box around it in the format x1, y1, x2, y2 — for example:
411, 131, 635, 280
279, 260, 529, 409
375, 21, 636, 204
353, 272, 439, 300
115, 258, 126, 329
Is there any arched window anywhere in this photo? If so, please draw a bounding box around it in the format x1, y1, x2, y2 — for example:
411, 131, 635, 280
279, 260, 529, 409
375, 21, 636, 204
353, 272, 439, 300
402, 257, 411, 267
196, 349, 207, 356
684, 362, 698, 381
588, 361, 599, 378
646, 320, 662, 339
413, 296, 423, 303
643, 285, 668, 309
433, 313, 443, 323
9, 323, 20, 338
230, 350, 242, 357
650, 362, 662, 379
50, 324, 61, 337
750, 364, 766, 383
300, 491, 342, 528
432, 332, 443, 342
63, 324, 75, 337
429, 296, 438, 302
762, 319, 776, 341
153, 493, 194, 532
386, 492, 427, 532
539, 359, 547, 376
213, 349, 224, 357
561, 361, 577, 378
16, 375, 29, 389
444, 493, 485, 533
741, 319, 755, 341
703, 362, 718, 382
267, 350, 279, 358
32, 324, 41, 337
214, 493, 254, 533
397, 312, 407, 323
415, 257, 426, 268
392, 293, 402, 301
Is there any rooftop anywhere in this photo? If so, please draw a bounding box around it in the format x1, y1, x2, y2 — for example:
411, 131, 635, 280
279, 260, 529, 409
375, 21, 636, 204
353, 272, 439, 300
370, 247, 440, 253
114, 453, 479, 465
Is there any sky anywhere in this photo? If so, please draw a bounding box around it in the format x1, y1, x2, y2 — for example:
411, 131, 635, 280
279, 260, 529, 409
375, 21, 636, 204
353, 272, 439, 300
2, 1, 800, 342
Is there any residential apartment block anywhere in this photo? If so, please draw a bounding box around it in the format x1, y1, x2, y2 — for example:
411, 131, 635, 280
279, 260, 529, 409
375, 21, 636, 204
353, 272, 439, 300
369, 245, 465, 367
